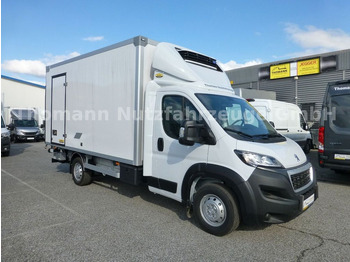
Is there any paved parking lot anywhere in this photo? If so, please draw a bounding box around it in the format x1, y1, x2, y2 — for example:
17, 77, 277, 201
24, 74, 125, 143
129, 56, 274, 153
2, 142, 350, 261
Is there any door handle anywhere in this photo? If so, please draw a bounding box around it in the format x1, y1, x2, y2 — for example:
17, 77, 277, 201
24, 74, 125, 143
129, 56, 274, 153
157, 138, 164, 152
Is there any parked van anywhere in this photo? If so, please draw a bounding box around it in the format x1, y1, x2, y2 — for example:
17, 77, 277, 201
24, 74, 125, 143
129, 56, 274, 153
319, 80, 350, 172
249, 99, 313, 153
1, 115, 11, 156
8, 108, 43, 142
46, 36, 318, 236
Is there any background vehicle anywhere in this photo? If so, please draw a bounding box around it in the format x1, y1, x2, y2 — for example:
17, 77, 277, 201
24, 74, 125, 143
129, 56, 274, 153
234, 88, 276, 100
249, 99, 313, 153
46, 36, 317, 236
319, 80, 350, 172
1, 115, 11, 156
8, 108, 43, 142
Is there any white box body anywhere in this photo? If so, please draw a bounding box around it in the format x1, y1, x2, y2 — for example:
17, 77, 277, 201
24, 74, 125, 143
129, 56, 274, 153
46, 37, 158, 166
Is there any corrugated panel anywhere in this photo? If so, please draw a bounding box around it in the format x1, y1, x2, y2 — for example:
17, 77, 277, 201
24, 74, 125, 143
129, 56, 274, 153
259, 78, 295, 103
345, 69, 350, 79
297, 71, 344, 122
338, 50, 350, 70
252, 82, 258, 89
226, 49, 350, 85
226, 66, 259, 84
225, 50, 350, 125
231, 83, 252, 89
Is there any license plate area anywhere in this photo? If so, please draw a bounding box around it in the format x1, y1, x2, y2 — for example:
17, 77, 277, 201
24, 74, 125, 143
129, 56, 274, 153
334, 154, 350, 160
302, 194, 315, 211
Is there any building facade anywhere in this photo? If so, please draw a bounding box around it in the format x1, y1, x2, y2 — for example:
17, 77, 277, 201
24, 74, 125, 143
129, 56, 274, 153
226, 49, 350, 125
1, 75, 46, 125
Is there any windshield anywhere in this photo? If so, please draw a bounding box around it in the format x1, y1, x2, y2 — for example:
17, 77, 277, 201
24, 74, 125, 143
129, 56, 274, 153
14, 119, 38, 128
196, 94, 285, 142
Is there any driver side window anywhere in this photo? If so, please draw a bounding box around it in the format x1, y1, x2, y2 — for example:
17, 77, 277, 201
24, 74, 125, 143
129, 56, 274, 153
162, 96, 202, 139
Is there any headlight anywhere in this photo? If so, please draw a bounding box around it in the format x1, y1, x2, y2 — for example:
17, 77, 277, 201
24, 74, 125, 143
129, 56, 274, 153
235, 150, 283, 168
1, 131, 10, 138
16, 130, 24, 135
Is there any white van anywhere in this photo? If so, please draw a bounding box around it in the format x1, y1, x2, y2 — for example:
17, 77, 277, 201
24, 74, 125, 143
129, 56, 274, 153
249, 99, 313, 153
46, 36, 318, 236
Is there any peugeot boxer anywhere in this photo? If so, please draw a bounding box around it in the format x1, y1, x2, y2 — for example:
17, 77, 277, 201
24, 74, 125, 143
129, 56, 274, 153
46, 36, 318, 235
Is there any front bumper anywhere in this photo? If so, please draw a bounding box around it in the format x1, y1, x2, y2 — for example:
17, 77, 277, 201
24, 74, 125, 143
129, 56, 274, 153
15, 134, 43, 141
238, 162, 318, 225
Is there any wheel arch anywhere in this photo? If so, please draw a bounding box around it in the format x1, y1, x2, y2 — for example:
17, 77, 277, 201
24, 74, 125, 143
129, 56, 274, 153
181, 163, 257, 225
69, 152, 86, 173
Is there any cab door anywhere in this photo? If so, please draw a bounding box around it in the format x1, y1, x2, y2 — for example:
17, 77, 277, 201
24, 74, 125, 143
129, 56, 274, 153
149, 92, 210, 201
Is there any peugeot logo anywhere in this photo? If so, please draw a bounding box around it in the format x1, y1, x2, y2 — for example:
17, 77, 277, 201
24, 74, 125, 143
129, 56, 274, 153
294, 154, 300, 162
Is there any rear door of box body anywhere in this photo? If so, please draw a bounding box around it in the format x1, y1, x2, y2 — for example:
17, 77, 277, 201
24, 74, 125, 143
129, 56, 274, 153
51, 74, 66, 145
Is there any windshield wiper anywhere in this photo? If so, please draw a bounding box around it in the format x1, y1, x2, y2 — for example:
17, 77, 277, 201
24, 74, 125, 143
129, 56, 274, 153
267, 133, 283, 137
252, 133, 282, 139
223, 128, 254, 138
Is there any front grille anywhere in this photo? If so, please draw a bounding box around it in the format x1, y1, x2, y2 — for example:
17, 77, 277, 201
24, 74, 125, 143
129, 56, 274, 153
290, 169, 311, 190
23, 132, 37, 136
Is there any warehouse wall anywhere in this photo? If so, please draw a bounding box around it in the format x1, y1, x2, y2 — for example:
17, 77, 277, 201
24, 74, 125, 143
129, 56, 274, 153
1, 76, 45, 125
226, 49, 350, 125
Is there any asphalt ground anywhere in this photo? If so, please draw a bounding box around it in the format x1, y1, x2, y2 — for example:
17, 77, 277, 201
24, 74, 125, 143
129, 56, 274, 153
1, 142, 350, 261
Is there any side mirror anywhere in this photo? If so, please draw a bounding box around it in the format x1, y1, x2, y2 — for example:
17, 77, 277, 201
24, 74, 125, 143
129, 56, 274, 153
302, 123, 309, 131
7, 124, 14, 130
179, 121, 216, 146
269, 121, 275, 128
40, 124, 45, 128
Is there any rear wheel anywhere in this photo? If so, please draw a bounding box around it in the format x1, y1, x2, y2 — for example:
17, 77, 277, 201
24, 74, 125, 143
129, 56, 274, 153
71, 157, 92, 186
193, 183, 240, 236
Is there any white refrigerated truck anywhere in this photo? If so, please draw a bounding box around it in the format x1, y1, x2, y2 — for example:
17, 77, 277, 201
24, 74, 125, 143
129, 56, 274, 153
46, 36, 318, 236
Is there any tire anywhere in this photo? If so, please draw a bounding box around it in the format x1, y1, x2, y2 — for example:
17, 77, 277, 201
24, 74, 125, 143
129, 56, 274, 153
2, 151, 10, 157
303, 140, 311, 154
71, 157, 92, 186
193, 183, 240, 236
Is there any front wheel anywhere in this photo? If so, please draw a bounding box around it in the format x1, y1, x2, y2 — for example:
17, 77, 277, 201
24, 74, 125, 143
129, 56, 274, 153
193, 183, 240, 236
71, 157, 92, 186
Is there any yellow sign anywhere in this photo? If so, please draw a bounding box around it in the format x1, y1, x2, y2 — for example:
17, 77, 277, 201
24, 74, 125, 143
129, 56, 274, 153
270, 63, 290, 79
297, 58, 320, 76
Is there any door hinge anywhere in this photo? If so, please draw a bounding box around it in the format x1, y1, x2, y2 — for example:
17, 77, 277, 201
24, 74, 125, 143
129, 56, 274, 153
63, 82, 68, 87
63, 134, 67, 138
